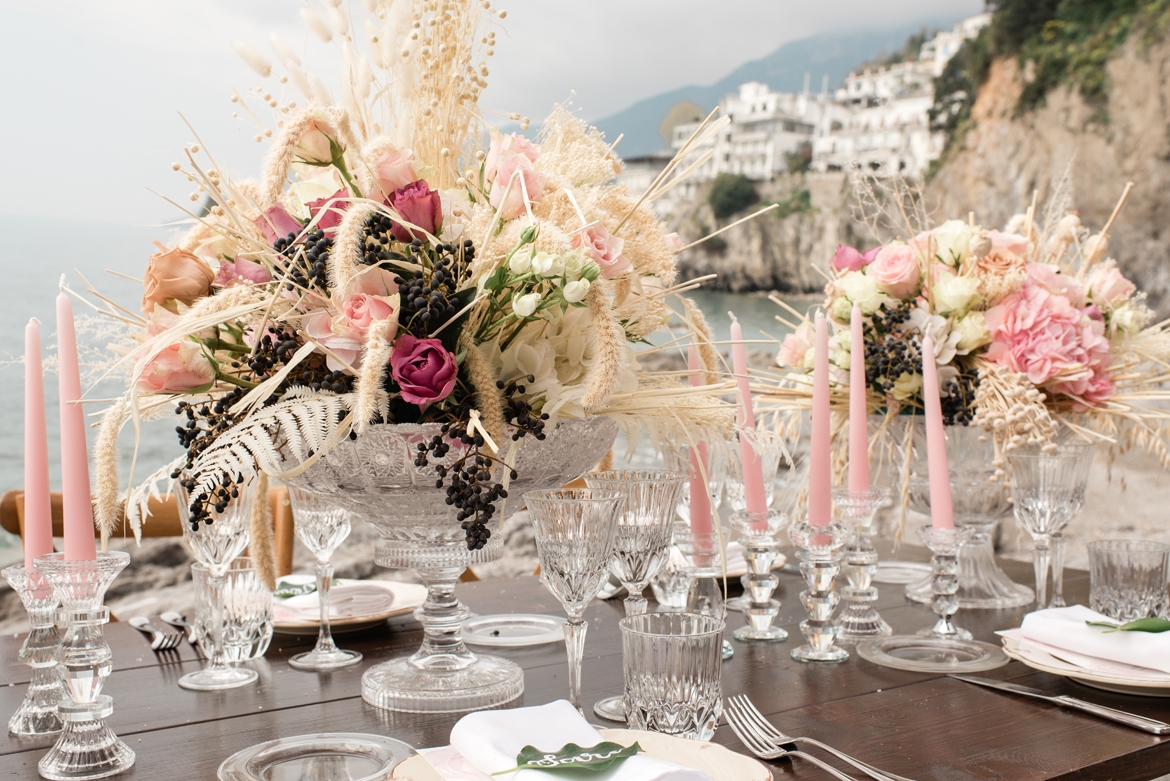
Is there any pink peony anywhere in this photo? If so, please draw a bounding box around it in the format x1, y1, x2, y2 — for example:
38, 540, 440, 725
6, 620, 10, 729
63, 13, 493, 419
389, 180, 442, 241
390, 334, 458, 407
573, 223, 631, 279
489, 149, 547, 220
1028, 263, 1086, 307
1085, 262, 1135, 305
830, 244, 879, 273
256, 203, 303, 245
985, 278, 1114, 408
868, 242, 922, 299
484, 132, 540, 184
307, 188, 350, 233
371, 145, 418, 200
215, 257, 272, 287
138, 341, 215, 392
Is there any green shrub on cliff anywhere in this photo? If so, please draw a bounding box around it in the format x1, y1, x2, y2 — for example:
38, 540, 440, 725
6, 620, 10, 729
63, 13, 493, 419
707, 174, 757, 220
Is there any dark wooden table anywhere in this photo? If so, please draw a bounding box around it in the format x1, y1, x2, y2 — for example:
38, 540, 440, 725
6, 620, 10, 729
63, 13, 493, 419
2, 552, 1169, 780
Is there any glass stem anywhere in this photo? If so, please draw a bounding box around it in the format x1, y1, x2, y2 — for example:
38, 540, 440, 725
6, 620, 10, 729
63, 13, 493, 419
1049, 535, 1066, 608
623, 591, 648, 617
315, 559, 338, 655
563, 617, 588, 713
1032, 535, 1051, 609
207, 573, 230, 673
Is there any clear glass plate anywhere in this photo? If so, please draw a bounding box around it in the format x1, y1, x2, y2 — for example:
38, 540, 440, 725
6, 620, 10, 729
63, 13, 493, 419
462, 614, 566, 647
857, 635, 1010, 673
873, 561, 932, 585
218, 733, 417, 781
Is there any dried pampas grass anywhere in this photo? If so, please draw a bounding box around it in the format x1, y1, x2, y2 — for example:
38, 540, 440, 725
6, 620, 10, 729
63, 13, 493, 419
249, 471, 277, 590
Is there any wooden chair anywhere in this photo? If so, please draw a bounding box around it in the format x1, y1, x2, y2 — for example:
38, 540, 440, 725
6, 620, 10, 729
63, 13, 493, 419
0, 488, 296, 578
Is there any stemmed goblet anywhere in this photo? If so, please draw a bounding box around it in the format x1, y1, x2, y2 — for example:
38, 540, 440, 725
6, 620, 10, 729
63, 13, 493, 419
177, 478, 259, 690
1007, 442, 1095, 608
286, 486, 362, 670
525, 488, 623, 715
583, 470, 686, 721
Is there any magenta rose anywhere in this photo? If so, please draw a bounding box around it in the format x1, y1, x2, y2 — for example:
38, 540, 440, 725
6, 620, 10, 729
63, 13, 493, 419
256, 203, 302, 245
830, 244, 880, 273
307, 188, 350, 233
868, 242, 922, 299
389, 180, 442, 241
390, 334, 457, 406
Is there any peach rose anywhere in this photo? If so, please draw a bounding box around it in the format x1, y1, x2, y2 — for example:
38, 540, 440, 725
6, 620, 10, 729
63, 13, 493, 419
142, 241, 215, 316
974, 248, 1026, 277
573, 223, 631, 279
489, 150, 547, 220
867, 242, 921, 299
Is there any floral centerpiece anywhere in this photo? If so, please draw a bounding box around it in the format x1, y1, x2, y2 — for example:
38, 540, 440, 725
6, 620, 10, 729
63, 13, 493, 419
760, 177, 1170, 499
89, 0, 737, 571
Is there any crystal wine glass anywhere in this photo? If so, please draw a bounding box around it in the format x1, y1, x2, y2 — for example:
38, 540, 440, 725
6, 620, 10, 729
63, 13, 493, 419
1007, 442, 1095, 608
583, 469, 686, 721
525, 488, 623, 715
177, 478, 259, 690
286, 486, 362, 670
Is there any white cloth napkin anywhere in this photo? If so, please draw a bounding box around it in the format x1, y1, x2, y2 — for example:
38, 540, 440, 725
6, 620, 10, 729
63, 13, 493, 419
1002, 604, 1170, 675
448, 700, 713, 781
271, 578, 396, 623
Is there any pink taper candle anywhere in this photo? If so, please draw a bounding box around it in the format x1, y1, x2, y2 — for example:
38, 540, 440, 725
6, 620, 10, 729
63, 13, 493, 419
848, 303, 870, 492
23, 319, 54, 571
687, 345, 713, 535
57, 281, 97, 560
729, 313, 768, 516
809, 313, 831, 528
920, 335, 955, 530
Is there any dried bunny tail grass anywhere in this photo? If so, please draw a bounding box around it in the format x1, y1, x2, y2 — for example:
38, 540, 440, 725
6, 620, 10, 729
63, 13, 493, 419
581, 280, 626, 411
971, 358, 1058, 470
353, 319, 392, 435
259, 106, 359, 209
681, 297, 721, 385
94, 397, 128, 544
249, 471, 277, 590
330, 199, 379, 291
461, 334, 505, 454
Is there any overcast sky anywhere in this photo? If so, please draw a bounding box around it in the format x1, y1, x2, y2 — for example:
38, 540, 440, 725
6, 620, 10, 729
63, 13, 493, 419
0, 0, 982, 225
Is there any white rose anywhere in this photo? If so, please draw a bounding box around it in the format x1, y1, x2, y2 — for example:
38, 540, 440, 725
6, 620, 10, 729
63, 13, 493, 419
830, 329, 851, 370
891, 372, 923, 400
830, 295, 853, 323
1108, 302, 1146, 338
530, 251, 564, 278
932, 271, 981, 316
562, 278, 590, 304
560, 249, 586, 279
933, 219, 977, 267
836, 270, 888, 315
508, 250, 532, 275
952, 312, 991, 354
512, 292, 541, 317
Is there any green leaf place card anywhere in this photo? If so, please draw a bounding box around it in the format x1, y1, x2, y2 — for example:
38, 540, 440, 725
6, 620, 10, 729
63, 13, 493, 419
274, 579, 340, 599
1086, 617, 1170, 634
492, 741, 641, 775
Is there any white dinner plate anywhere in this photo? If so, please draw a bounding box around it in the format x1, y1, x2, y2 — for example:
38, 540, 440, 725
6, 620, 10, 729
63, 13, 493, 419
1002, 636, 1170, 697
462, 614, 565, 647
272, 578, 428, 635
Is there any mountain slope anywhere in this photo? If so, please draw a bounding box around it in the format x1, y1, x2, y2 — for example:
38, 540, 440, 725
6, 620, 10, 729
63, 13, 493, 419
595, 17, 966, 157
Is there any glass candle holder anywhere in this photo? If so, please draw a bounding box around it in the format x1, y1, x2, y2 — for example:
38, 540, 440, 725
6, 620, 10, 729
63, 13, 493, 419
676, 525, 734, 661
2, 563, 64, 736
918, 526, 974, 640
729, 509, 790, 643
831, 488, 892, 641
33, 551, 135, 780
788, 520, 852, 662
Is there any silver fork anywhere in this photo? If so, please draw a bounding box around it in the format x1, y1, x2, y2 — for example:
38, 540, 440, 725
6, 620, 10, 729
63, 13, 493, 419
729, 695, 917, 781
159, 611, 200, 647
129, 616, 184, 652
724, 698, 860, 781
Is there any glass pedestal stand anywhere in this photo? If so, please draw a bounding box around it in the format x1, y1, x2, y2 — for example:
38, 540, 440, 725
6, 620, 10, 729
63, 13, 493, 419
33, 552, 135, 780
2, 564, 64, 736
361, 537, 523, 713
830, 488, 892, 641
858, 527, 1008, 673
788, 521, 851, 662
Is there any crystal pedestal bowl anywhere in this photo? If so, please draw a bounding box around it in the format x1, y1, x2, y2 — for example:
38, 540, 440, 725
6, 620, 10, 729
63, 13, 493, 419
285, 417, 618, 713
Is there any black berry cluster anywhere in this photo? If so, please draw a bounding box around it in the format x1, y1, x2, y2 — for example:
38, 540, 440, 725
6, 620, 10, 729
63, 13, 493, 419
939, 360, 980, 426
393, 239, 475, 338
275, 229, 332, 292
864, 332, 923, 398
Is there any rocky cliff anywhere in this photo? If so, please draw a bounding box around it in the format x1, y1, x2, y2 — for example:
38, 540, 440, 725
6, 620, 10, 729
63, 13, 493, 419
926, 37, 1170, 315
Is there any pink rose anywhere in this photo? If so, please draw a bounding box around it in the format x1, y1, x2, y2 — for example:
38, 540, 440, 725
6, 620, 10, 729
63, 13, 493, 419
215, 257, 272, 287
484, 132, 540, 184
867, 242, 921, 299
256, 203, 303, 245
388, 180, 442, 241
988, 231, 1029, 257
830, 244, 880, 273
371, 145, 418, 201
777, 320, 814, 369
339, 266, 400, 338
1085, 263, 1135, 305
307, 188, 350, 233
302, 309, 363, 372
138, 341, 215, 392
390, 334, 458, 407
573, 223, 631, 279
489, 150, 547, 220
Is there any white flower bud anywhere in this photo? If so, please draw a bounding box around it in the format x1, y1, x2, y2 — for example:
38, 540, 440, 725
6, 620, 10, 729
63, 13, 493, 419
563, 279, 590, 304
512, 292, 540, 317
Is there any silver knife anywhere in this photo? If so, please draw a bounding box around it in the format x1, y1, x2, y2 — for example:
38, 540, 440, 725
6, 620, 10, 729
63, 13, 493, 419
949, 674, 1170, 735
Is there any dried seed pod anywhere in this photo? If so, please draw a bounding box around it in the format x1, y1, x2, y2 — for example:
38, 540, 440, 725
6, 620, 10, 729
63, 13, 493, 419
1083, 232, 1108, 264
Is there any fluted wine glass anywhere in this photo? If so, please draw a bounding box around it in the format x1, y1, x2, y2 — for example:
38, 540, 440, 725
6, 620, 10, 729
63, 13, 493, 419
584, 470, 686, 721
286, 486, 362, 670
525, 488, 623, 715
177, 478, 259, 690
1007, 442, 1095, 608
